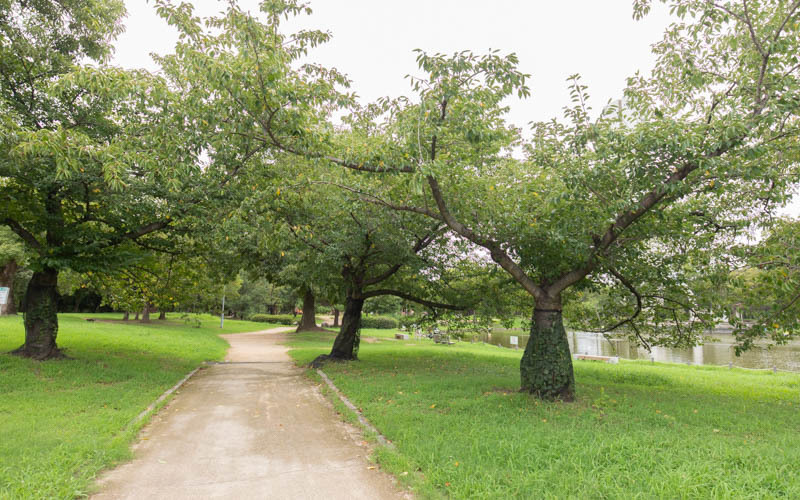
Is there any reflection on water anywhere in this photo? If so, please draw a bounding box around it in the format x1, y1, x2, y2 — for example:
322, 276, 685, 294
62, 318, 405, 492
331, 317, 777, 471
480, 330, 800, 372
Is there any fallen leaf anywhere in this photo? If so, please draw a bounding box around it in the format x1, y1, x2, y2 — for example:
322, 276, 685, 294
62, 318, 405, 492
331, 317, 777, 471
367, 466, 376, 470
430, 404, 436, 409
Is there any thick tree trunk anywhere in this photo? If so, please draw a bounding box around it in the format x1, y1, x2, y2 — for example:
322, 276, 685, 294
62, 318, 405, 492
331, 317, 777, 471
519, 296, 575, 401
141, 304, 151, 322
158, 310, 166, 320
11, 268, 62, 360
333, 307, 340, 327
0, 260, 18, 315
296, 287, 324, 332
311, 294, 364, 366
122, 311, 129, 321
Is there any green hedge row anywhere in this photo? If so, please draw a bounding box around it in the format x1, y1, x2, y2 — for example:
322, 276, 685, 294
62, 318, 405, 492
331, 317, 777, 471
360, 316, 398, 329
248, 314, 297, 325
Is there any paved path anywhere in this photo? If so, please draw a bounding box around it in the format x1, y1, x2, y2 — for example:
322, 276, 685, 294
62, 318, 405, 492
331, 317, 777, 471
92, 328, 407, 500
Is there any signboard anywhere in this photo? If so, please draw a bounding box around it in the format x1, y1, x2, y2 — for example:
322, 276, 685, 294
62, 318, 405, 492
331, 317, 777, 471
0, 287, 8, 305
509, 335, 519, 346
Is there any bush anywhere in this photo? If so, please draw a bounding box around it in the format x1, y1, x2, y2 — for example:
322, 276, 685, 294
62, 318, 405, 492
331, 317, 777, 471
360, 315, 398, 329
248, 313, 297, 325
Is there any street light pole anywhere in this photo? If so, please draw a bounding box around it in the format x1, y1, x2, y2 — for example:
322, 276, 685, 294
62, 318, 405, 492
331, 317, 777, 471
220, 294, 225, 329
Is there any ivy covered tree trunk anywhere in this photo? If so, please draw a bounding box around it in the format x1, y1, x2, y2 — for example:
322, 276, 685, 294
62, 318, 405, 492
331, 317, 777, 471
0, 260, 18, 315
520, 295, 575, 401
311, 294, 363, 366
296, 287, 323, 332
11, 267, 62, 360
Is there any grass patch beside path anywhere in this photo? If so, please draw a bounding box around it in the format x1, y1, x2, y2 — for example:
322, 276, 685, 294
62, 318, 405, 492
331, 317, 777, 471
287, 331, 800, 499
0, 313, 276, 500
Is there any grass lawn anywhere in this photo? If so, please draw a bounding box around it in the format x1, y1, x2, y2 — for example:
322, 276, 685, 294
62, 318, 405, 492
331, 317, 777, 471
288, 330, 800, 499
0, 313, 277, 499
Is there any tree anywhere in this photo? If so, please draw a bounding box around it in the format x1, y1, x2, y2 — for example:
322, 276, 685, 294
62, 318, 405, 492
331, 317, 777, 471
155, 0, 799, 399
1, 1, 210, 358
222, 151, 473, 361
305, 1, 799, 399
722, 218, 800, 351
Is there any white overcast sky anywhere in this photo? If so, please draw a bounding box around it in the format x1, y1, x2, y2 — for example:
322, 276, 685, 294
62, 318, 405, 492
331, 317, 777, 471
112, 0, 675, 127
112, 0, 798, 215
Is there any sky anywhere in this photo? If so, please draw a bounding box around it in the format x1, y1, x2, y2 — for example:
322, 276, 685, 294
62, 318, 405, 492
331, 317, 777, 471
112, 0, 675, 127
112, 0, 798, 215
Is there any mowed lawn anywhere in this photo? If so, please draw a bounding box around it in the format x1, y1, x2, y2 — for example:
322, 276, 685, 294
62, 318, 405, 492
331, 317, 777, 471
0, 313, 275, 499
288, 331, 800, 499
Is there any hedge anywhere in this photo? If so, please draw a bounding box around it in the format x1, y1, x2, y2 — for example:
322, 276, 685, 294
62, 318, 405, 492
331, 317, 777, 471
248, 314, 297, 325
360, 316, 398, 329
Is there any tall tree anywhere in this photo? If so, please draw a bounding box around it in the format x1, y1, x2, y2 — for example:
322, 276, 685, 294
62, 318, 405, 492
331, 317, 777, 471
294, 1, 799, 399
156, 0, 800, 399
0, 1, 208, 358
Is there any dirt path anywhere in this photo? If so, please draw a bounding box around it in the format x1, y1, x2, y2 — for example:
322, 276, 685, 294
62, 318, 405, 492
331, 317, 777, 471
92, 328, 407, 499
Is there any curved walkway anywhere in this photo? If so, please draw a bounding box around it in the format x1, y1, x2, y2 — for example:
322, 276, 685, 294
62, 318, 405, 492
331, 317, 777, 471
92, 327, 406, 499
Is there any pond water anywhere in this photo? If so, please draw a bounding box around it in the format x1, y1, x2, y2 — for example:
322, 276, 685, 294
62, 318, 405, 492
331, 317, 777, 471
478, 330, 800, 372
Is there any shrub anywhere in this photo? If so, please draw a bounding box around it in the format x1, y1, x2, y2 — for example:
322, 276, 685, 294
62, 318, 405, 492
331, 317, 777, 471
248, 313, 297, 325
360, 315, 398, 329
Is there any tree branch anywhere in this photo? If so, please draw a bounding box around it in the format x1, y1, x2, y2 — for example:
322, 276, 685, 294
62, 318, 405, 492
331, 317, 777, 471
426, 175, 546, 301
3, 218, 43, 252
591, 266, 643, 335
361, 288, 465, 311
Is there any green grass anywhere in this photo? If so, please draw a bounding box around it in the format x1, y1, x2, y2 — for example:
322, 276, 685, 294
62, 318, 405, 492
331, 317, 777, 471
288, 330, 800, 499
0, 313, 276, 500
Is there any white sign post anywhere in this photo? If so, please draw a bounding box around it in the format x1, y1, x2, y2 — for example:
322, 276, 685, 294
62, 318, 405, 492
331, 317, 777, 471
509, 335, 519, 346
0, 287, 9, 305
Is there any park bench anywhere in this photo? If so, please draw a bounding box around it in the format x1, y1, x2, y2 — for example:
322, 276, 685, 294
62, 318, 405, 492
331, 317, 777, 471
573, 354, 619, 364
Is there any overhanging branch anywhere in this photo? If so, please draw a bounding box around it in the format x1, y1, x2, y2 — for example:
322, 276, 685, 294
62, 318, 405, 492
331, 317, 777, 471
362, 288, 465, 311
3, 218, 43, 252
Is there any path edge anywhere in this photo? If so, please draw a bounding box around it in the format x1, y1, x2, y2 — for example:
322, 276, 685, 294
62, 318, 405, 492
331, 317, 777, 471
126, 364, 203, 430
316, 368, 395, 449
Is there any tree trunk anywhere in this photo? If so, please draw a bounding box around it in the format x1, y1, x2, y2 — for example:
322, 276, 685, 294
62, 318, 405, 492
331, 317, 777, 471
0, 260, 18, 315
332, 296, 364, 357
134, 311, 139, 320
141, 303, 151, 322
11, 267, 62, 360
519, 296, 575, 401
158, 310, 166, 320
123, 311, 129, 321
296, 287, 324, 332
333, 307, 340, 327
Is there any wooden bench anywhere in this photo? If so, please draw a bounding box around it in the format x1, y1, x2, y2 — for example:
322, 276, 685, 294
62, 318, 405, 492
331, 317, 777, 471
573, 354, 619, 364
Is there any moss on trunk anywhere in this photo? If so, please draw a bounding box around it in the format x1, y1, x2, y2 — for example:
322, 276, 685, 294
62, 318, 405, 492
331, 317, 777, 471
11, 268, 62, 360
520, 302, 575, 401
